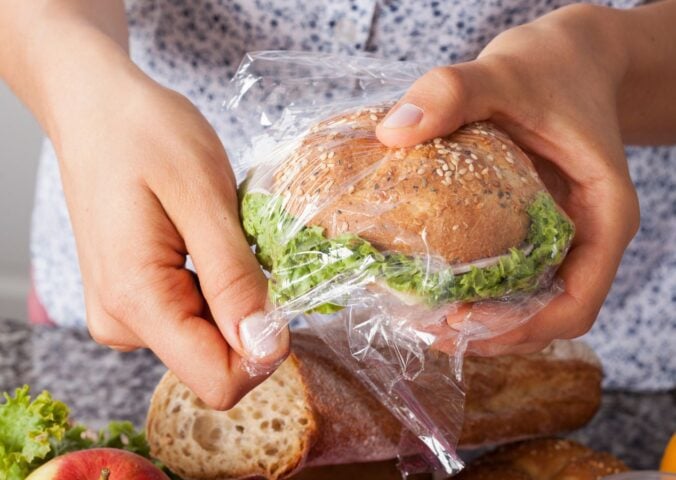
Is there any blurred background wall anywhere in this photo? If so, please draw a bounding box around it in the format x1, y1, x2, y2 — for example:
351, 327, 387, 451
0, 83, 42, 320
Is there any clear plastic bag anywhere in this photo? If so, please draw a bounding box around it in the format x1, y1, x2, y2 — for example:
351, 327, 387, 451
222, 51, 574, 476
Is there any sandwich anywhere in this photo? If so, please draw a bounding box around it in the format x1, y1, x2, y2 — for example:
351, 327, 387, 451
240, 107, 574, 313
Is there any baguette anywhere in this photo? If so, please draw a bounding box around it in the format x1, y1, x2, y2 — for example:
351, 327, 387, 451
146, 335, 602, 480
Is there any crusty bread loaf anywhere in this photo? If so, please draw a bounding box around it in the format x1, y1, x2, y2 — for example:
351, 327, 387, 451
146, 336, 602, 480
460, 340, 602, 448
146, 357, 317, 480
274, 108, 543, 263
454, 438, 629, 480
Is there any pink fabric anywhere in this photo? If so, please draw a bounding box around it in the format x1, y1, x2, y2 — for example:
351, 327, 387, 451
28, 280, 54, 326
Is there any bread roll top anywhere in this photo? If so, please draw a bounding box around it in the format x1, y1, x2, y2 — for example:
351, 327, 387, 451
273, 108, 544, 263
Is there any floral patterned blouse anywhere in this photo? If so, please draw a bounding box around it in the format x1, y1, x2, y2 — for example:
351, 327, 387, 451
31, 0, 675, 390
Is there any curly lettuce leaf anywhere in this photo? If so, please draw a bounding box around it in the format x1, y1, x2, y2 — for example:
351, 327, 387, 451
240, 191, 574, 310
0, 387, 182, 480
0, 386, 69, 480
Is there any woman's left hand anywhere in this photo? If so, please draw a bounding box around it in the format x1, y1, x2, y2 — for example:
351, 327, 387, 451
377, 4, 641, 355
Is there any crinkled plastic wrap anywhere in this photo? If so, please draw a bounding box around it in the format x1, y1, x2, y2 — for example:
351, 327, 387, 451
223, 51, 575, 476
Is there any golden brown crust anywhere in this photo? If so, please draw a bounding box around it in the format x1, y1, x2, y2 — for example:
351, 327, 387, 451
459, 344, 603, 448
455, 438, 629, 480
290, 336, 602, 460
273, 108, 543, 263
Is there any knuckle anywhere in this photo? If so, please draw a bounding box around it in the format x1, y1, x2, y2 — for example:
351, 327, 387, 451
562, 320, 594, 340
204, 265, 265, 312
87, 316, 121, 346
199, 383, 243, 411
626, 189, 641, 239
424, 66, 467, 100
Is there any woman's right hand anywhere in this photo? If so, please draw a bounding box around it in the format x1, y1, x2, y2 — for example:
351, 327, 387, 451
58, 73, 289, 409
0, 1, 288, 409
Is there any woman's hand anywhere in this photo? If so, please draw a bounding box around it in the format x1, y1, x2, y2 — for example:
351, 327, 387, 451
0, 1, 288, 409
59, 76, 289, 408
377, 4, 644, 355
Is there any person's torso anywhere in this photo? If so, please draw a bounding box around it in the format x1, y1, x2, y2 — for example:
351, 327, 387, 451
31, 0, 675, 390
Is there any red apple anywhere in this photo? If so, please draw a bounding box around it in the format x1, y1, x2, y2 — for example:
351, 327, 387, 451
27, 448, 170, 480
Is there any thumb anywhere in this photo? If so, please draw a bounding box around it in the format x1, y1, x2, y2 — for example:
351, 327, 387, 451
376, 62, 498, 147
154, 166, 290, 367
185, 199, 290, 366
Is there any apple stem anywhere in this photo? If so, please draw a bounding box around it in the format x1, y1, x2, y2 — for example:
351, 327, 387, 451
99, 468, 111, 480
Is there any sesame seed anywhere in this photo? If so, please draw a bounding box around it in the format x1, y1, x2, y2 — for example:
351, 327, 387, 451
474, 172, 481, 179
501, 144, 507, 151
459, 168, 467, 175
433, 137, 442, 144
487, 154, 494, 162
506, 157, 514, 164
421, 178, 428, 188
470, 153, 478, 160
348, 185, 355, 194
436, 168, 443, 176
481, 167, 489, 175
469, 164, 474, 172
442, 163, 449, 171
417, 167, 425, 175
369, 114, 378, 121
328, 151, 335, 159
414, 144, 424, 150
319, 152, 328, 161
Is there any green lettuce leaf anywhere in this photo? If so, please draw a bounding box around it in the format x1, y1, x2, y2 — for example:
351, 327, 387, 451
0, 386, 69, 480
240, 191, 574, 311
0, 386, 183, 480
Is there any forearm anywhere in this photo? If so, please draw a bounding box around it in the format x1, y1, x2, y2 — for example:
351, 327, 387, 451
613, 0, 676, 145
0, 0, 144, 146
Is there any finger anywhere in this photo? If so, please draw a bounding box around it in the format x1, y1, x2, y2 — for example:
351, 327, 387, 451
148, 138, 290, 365
466, 340, 551, 357
129, 266, 273, 409
376, 62, 499, 147
91, 184, 280, 409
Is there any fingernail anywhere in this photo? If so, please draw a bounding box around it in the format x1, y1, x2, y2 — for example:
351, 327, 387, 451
239, 311, 283, 360
382, 103, 424, 129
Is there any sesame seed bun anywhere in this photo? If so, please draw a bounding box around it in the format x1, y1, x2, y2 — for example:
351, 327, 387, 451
273, 108, 544, 264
